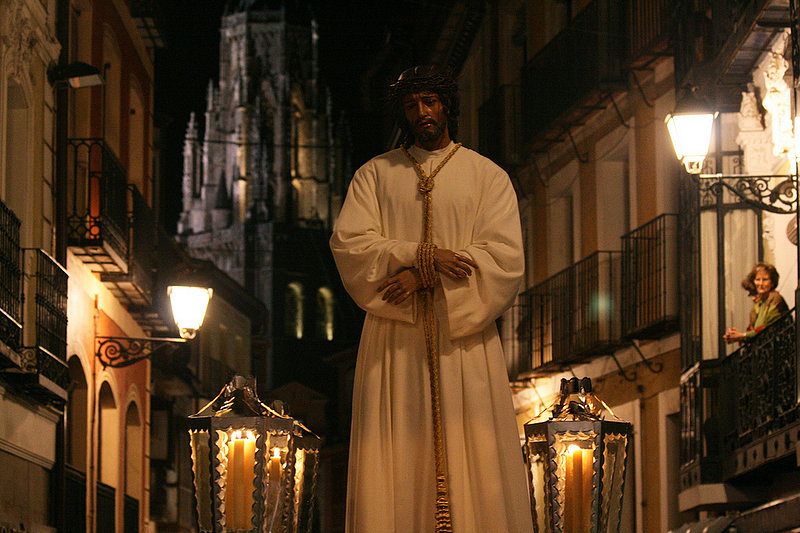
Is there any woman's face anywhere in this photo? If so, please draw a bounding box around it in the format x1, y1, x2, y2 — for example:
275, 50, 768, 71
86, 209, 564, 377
754, 268, 773, 296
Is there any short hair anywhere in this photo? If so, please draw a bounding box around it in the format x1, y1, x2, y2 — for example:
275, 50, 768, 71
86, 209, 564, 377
745, 262, 780, 291
386, 65, 460, 146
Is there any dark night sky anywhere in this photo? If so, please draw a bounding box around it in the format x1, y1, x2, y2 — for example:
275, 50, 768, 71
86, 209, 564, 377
154, 0, 392, 231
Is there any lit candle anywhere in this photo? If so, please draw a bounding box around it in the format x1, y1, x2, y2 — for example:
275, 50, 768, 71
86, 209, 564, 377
564, 444, 592, 533
226, 430, 256, 531
269, 447, 282, 489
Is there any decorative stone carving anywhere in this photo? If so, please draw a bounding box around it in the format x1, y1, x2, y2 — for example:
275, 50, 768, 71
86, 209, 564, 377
754, 31, 793, 158
736, 89, 781, 175
1, 0, 37, 83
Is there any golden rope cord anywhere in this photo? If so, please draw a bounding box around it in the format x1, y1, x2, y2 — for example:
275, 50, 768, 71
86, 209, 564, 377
402, 142, 461, 533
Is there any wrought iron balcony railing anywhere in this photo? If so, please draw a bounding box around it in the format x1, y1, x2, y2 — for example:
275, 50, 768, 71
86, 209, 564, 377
22, 249, 69, 399
723, 308, 798, 478
621, 214, 679, 339
0, 199, 22, 357
99, 185, 157, 309
521, 0, 626, 146
628, 0, 672, 66
680, 309, 798, 489
478, 84, 521, 171
679, 359, 726, 491
67, 138, 129, 269
526, 251, 622, 373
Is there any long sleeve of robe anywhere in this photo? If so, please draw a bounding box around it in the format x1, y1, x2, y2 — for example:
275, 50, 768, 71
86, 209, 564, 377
331, 142, 534, 533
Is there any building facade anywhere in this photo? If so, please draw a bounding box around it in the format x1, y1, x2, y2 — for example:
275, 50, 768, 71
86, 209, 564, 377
453, 1, 800, 531
0, 0, 65, 531
363, 0, 800, 531
175, 1, 358, 413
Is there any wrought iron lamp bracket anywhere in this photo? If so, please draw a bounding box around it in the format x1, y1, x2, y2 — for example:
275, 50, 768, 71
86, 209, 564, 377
95, 335, 186, 368
696, 173, 798, 215
609, 352, 637, 382
608, 341, 663, 382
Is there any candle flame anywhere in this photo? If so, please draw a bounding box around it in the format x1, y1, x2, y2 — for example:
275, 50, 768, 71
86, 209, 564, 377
567, 444, 583, 455
272, 447, 281, 459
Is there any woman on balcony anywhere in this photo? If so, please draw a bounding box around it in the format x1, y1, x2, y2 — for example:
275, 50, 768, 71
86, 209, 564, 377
723, 262, 789, 344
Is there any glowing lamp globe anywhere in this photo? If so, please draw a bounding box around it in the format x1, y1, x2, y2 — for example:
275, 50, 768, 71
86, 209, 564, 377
168, 285, 213, 339
665, 90, 717, 174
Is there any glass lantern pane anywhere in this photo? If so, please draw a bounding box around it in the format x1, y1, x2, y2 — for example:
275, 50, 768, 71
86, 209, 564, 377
189, 430, 213, 532
599, 433, 628, 533
292, 448, 307, 532
264, 434, 290, 531
526, 434, 551, 533
554, 432, 596, 533
219, 428, 259, 532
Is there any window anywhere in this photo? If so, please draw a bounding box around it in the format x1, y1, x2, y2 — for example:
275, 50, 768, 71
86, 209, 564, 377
317, 286, 334, 341
285, 282, 304, 339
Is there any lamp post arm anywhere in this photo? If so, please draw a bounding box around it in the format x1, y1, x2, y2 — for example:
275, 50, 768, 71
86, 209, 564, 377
95, 336, 187, 368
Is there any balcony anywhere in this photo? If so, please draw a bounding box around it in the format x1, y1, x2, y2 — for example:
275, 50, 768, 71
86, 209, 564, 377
12, 249, 69, 403
67, 138, 129, 272
673, 0, 784, 104
679, 360, 726, 491
0, 199, 22, 365
621, 214, 679, 339
627, 0, 672, 68
680, 309, 800, 491
722, 309, 798, 479
521, 0, 626, 150
525, 251, 622, 373
478, 84, 521, 171
100, 186, 158, 313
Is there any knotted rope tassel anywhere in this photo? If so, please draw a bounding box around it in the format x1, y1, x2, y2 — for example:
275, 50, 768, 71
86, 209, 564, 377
402, 143, 461, 533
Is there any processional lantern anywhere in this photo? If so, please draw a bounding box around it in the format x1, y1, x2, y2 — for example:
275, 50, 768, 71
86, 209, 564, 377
524, 377, 632, 533
188, 375, 320, 533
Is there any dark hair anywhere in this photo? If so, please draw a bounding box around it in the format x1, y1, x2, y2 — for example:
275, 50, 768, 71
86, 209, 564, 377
386, 65, 460, 146
744, 262, 780, 293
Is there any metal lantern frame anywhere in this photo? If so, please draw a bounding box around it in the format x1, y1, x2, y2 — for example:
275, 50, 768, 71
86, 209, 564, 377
188, 376, 299, 533
524, 378, 633, 533
282, 420, 321, 533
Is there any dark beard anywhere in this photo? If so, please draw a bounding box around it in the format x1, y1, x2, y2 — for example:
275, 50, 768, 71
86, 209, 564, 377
416, 121, 444, 145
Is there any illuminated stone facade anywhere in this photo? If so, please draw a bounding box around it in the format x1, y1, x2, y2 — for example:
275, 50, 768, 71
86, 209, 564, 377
176, 2, 352, 390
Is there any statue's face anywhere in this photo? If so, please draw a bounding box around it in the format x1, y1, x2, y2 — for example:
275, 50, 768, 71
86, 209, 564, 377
401, 91, 448, 145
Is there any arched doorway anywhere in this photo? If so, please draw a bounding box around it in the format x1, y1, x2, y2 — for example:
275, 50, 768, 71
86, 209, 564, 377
97, 381, 118, 532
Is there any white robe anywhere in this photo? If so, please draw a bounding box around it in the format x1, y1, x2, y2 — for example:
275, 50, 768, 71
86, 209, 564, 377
331, 142, 534, 533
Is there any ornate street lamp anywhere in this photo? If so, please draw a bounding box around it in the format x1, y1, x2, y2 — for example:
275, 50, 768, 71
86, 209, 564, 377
167, 285, 213, 339
524, 377, 632, 533
665, 88, 717, 174
95, 285, 213, 367
188, 375, 321, 533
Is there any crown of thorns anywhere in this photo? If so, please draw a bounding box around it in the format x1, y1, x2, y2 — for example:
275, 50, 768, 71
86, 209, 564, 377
386, 65, 458, 103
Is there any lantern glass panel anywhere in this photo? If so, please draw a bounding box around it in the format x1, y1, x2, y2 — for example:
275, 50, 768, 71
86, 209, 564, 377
218, 428, 259, 531
526, 433, 551, 533
190, 429, 213, 532
599, 433, 628, 533
554, 432, 596, 533
264, 434, 290, 531
292, 448, 307, 532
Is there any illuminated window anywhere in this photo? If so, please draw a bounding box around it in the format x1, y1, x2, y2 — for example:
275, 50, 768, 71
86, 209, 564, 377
285, 282, 304, 339
317, 287, 334, 341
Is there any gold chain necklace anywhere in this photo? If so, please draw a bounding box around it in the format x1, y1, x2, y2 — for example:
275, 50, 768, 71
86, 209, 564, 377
401, 142, 461, 533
